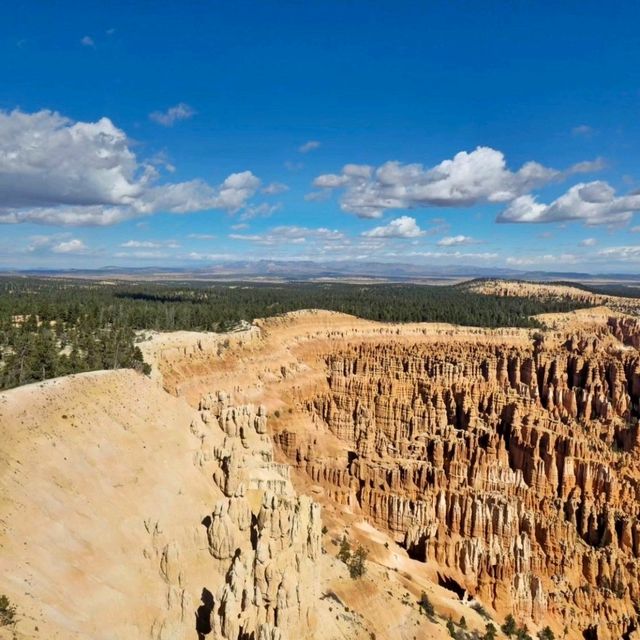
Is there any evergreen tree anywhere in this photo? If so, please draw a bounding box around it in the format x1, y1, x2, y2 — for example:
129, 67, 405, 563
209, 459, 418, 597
348, 545, 368, 579
484, 622, 497, 640
337, 535, 351, 564
418, 591, 434, 617
502, 614, 517, 637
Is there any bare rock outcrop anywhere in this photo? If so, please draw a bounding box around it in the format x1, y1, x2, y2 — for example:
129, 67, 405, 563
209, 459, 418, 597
139, 308, 640, 638
273, 326, 640, 638
194, 391, 322, 640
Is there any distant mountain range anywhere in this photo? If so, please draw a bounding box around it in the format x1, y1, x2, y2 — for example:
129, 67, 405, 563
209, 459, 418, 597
2, 260, 639, 283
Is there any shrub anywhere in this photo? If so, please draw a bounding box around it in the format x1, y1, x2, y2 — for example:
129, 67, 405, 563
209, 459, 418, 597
418, 591, 434, 617
502, 614, 517, 637
337, 535, 351, 563
471, 601, 490, 619
348, 545, 368, 579
484, 622, 498, 640
0, 595, 16, 627
516, 626, 533, 640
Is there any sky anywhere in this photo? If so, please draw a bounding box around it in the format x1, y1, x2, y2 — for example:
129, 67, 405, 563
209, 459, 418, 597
1, 1, 640, 272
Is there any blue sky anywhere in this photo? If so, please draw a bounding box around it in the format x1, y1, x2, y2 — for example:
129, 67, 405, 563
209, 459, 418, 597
1, 1, 640, 271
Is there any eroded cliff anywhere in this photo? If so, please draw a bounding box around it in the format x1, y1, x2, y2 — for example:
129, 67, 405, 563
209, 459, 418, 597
5, 305, 640, 639
143, 308, 640, 639
0, 372, 335, 640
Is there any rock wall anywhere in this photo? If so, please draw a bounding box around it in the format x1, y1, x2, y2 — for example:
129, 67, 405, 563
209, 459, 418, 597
275, 325, 640, 638
156, 390, 323, 640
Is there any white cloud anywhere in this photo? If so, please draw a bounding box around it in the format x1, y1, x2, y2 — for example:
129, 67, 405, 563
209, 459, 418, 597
313, 147, 601, 218
120, 239, 180, 249
596, 246, 640, 262
229, 233, 262, 242
188, 233, 216, 240
148, 150, 176, 173
437, 235, 478, 246
299, 140, 321, 153
186, 251, 238, 261
570, 159, 605, 173
0, 109, 261, 226
506, 254, 579, 266
405, 250, 498, 261
27, 233, 88, 254
230, 226, 345, 246
113, 250, 171, 260
262, 182, 289, 195
579, 238, 597, 247
149, 103, 195, 126
144, 172, 261, 214
362, 216, 425, 238
52, 239, 88, 254
497, 181, 640, 225
27, 235, 60, 252
80, 36, 95, 47
239, 201, 281, 221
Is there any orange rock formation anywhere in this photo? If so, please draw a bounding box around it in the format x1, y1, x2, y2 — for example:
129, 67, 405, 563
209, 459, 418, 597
144, 310, 640, 639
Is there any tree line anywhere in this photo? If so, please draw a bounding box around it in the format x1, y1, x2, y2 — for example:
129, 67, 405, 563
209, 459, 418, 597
0, 277, 592, 390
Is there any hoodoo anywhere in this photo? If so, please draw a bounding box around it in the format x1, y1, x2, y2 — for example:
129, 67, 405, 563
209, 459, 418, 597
4, 307, 640, 639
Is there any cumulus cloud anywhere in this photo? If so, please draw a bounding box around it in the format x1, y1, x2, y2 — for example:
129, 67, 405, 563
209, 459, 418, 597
362, 216, 425, 238
52, 238, 89, 254
26, 233, 88, 254
262, 182, 289, 195
497, 181, 640, 225
437, 235, 478, 246
299, 140, 321, 153
27, 235, 60, 252
80, 35, 95, 47
596, 246, 640, 262
239, 201, 281, 221
312, 147, 600, 218
579, 238, 597, 247
149, 103, 195, 126
0, 109, 260, 226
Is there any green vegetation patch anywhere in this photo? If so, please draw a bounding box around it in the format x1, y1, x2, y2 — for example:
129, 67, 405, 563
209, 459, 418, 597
0, 277, 593, 390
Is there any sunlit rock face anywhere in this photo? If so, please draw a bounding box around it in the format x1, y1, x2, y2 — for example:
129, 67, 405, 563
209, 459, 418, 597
173, 390, 322, 640
269, 318, 640, 638
126, 308, 640, 638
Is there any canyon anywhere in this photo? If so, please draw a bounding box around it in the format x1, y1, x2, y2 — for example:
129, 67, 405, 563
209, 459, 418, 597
2, 293, 640, 639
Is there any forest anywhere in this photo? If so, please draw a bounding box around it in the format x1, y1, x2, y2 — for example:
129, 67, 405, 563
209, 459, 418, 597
0, 276, 593, 390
